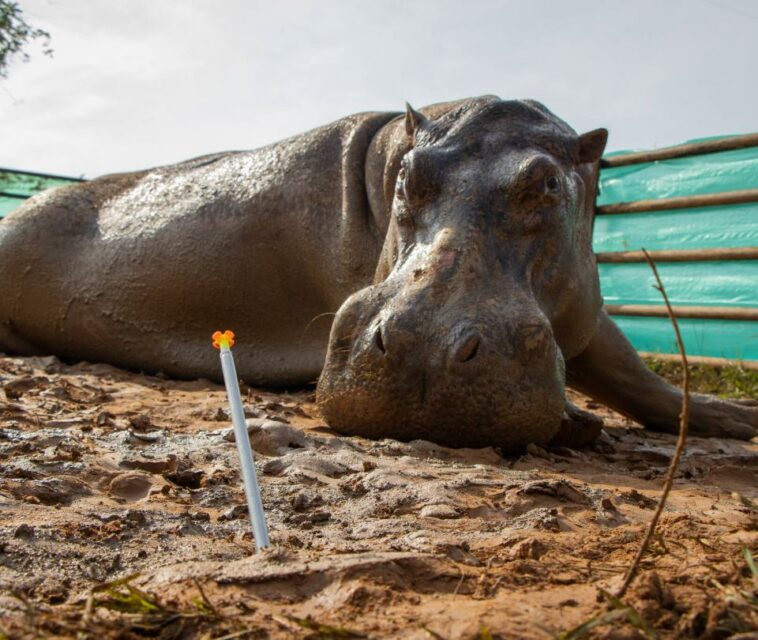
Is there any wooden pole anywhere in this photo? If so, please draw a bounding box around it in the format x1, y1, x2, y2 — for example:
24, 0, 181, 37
0, 167, 85, 182
605, 304, 758, 321
596, 188, 758, 215
595, 246, 758, 263
639, 351, 758, 371
601, 132, 758, 168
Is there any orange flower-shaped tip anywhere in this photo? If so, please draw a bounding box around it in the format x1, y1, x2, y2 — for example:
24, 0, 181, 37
212, 330, 235, 350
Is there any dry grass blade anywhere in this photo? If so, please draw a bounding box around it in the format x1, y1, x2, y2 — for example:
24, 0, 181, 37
615, 249, 691, 599
72, 573, 225, 638
207, 630, 260, 640
479, 626, 495, 640
292, 614, 368, 638
555, 590, 660, 640
555, 609, 629, 640
192, 578, 219, 616
599, 589, 658, 639
96, 581, 163, 615
743, 548, 758, 588
708, 550, 758, 634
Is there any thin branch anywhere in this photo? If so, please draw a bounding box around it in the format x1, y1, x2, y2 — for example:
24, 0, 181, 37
615, 248, 691, 599
192, 578, 219, 617
77, 589, 95, 639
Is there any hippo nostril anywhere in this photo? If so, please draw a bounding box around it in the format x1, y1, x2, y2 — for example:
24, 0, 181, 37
373, 326, 386, 354
454, 334, 481, 363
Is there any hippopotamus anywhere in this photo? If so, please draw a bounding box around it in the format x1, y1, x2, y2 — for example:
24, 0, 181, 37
0, 96, 755, 452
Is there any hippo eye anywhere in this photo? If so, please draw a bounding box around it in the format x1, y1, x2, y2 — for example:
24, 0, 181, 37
395, 166, 408, 199
545, 175, 561, 194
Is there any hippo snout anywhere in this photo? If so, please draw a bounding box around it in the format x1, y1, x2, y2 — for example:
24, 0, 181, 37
316, 288, 566, 453
372, 320, 483, 365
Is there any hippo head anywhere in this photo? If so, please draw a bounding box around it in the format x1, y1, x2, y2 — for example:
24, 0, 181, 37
317, 97, 608, 452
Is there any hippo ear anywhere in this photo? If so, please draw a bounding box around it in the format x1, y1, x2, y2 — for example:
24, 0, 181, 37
578, 128, 608, 163
404, 102, 427, 143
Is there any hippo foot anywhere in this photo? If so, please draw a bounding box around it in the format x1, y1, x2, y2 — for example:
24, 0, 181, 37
548, 400, 604, 449
647, 393, 757, 441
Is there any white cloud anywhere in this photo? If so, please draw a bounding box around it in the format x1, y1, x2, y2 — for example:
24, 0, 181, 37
1, 0, 756, 177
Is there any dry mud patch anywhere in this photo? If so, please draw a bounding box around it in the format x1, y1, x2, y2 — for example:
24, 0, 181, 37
0, 355, 756, 639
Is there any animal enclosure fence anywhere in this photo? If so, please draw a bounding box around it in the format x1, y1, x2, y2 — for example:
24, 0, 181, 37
594, 133, 758, 366
1, 133, 757, 365
0, 168, 82, 218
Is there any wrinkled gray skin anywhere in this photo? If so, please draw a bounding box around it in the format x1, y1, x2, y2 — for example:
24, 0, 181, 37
0, 96, 755, 452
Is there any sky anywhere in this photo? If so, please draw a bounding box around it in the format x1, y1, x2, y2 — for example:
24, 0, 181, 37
1, 0, 757, 178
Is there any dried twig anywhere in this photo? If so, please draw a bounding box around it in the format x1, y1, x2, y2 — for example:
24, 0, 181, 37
192, 578, 219, 617
77, 590, 95, 639
615, 249, 691, 599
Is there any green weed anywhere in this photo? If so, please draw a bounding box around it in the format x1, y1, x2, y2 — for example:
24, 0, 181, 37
644, 358, 758, 399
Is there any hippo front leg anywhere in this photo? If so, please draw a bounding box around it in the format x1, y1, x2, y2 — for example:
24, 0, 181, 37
565, 311, 757, 440
549, 400, 605, 449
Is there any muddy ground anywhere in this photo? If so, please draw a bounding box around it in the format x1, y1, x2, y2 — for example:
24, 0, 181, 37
0, 354, 756, 639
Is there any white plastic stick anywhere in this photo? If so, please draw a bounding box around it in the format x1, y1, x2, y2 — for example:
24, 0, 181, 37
218, 344, 269, 552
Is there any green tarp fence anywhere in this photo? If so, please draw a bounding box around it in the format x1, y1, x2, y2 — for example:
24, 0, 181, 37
0, 169, 82, 218
1, 135, 756, 363
596, 136, 757, 363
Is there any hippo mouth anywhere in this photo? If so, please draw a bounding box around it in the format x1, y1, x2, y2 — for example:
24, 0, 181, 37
316, 288, 567, 453
316, 372, 566, 452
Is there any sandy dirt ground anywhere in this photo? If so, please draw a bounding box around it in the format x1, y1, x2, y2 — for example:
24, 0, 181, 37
0, 354, 756, 639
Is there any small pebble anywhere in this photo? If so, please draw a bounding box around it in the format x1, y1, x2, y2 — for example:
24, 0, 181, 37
420, 504, 459, 519
165, 469, 205, 489
218, 504, 247, 521
109, 472, 152, 501
291, 492, 310, 511
310, 511, 331, 523
14, 523, 35, 539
